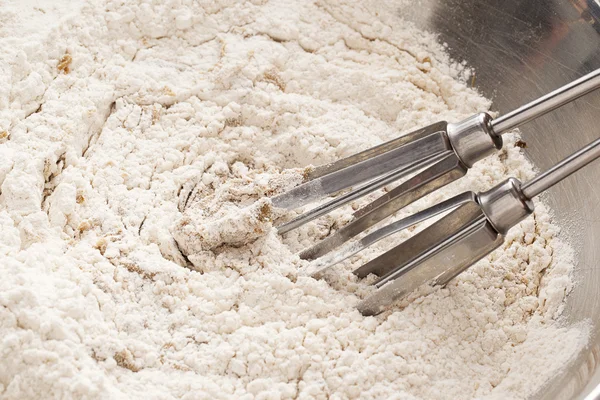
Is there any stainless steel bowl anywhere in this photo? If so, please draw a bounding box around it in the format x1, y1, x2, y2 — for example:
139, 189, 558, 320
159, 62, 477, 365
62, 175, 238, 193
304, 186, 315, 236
398, 0, 600, 398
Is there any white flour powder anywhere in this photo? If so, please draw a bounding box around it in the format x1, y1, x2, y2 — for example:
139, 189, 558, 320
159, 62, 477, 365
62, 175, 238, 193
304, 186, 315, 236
0, 0, 589, 399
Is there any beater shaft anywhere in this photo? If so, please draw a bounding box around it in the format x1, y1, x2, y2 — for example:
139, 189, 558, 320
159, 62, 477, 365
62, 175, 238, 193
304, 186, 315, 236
521, 136, 600, 198
492, 69, 600, 134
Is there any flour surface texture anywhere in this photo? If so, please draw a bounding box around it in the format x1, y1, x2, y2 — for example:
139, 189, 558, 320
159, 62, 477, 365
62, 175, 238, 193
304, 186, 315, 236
0, 0, 588, 399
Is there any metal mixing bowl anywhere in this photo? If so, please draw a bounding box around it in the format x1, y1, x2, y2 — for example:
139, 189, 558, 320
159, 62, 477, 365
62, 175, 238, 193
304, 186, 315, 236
398, 0, 600, 398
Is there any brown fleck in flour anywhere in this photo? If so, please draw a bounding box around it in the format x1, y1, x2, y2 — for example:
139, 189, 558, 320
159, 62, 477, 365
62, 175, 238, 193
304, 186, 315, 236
0, 0, 588, 399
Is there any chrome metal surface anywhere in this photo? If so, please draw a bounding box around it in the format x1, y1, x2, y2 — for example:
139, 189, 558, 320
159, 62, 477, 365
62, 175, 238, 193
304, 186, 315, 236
274, 133, 447, 210
299, 153, 467, 260
305, 192, 477, 277
276, 150, 452, 234
357, 205, 502, 316
479, 177, 534, 234
491, 68, 600, 134
306, 121, 447, 180
357, 200, 484, 282
447, 112, 502, 167
395, 1, 600, 398
522, 136, 600, 199
272, 125, 450, 210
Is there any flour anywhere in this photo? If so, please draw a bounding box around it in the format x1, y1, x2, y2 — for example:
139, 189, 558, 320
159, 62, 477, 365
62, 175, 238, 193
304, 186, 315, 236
173, 169, 302, 255
0, 0, 589, 399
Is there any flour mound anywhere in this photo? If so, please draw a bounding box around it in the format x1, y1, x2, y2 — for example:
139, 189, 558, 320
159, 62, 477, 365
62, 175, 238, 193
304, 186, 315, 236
174, 197, 274, 253
173, 169, 301, 258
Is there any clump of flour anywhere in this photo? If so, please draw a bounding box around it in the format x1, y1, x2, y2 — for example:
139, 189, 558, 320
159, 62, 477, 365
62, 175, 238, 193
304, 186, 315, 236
0, 0, 589, 399
173, 169, 302, 256
175, 197, 276, 253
